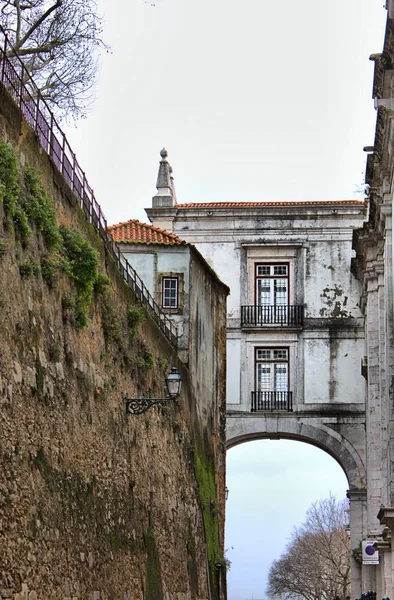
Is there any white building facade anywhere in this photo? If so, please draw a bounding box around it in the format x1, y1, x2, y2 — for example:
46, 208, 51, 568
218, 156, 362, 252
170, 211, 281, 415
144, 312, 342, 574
147, 189, 366, 413
145, 150, 373, 595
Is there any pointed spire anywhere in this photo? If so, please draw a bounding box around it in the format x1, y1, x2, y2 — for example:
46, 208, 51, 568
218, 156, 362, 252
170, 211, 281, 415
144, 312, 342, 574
169, 164, 177, 204
152, 148, 177, 208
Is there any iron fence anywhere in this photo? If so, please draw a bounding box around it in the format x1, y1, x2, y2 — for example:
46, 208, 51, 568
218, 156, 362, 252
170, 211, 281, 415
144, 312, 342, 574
251, 391, 293, 412
241, 305, 304, 327
0, 26, 177, 347
355, 593, 378, 600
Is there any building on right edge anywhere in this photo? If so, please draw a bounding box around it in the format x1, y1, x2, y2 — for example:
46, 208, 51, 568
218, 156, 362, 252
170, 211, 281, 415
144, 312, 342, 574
352, 2, 394, 595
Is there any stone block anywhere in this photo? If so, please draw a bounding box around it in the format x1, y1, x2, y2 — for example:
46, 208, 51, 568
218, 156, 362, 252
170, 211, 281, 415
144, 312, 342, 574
26, 367, 36, 389
55, 361, 64, 379
38, 350, 47, 368
13, 361, 22, 384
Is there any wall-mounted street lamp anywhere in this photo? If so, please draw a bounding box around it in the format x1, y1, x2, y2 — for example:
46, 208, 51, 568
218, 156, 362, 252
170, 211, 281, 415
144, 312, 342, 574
225, 487, 229, 501
124, 367, 182, 415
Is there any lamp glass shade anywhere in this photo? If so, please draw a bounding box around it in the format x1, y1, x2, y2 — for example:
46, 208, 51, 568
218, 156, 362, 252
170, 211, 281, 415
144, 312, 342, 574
166, 367, 182, 397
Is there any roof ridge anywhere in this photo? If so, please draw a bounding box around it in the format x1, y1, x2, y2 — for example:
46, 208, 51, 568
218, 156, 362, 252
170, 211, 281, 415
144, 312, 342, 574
174, 200, 364, 207
107, 218, 186, 246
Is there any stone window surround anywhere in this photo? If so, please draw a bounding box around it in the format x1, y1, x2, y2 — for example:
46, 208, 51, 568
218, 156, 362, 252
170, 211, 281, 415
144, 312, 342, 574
243, 244, 300, 307
157, 272, 185, 314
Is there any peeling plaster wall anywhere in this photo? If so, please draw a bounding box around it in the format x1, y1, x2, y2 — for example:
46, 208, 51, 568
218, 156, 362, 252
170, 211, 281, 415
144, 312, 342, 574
304, 240, 362, 319
146, 206, 366, 409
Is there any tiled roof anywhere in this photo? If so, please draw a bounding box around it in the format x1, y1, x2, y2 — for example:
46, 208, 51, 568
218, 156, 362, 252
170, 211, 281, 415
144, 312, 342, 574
175, 200, 364, 208
107, 219, 186, 246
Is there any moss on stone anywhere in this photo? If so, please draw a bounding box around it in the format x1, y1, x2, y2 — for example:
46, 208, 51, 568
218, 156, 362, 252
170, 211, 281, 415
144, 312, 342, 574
0, 138, 20, 216
145, 528, 163, 600
193, 431, 221, 599
187, 524, 199, 599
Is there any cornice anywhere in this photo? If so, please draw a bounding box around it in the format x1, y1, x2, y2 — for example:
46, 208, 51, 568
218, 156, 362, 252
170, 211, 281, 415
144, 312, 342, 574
377, 506, 394, 530
347, 489, 367, 501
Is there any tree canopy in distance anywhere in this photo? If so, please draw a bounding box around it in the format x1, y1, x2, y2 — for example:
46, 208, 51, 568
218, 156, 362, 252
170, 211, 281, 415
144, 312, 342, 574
0, 0, 109, 121
267, 495, 351, 600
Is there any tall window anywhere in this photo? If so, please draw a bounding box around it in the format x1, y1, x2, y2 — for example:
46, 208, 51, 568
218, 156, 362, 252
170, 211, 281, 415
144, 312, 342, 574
256, 348, 289, 392
255, 263, 288, 306
162, 277, 178, 309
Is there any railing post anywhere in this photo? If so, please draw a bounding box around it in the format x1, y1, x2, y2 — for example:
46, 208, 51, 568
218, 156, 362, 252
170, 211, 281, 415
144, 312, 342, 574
72, 152, 76, 195
49, 113, 54, 159
35, 91, 40, 133
1, 35, 7, 82
19, 63, 24, 108
61, 131, 66, 177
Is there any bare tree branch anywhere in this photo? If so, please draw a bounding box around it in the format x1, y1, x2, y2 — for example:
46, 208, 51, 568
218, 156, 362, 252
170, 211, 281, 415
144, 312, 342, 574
1, 0, 109, 120
16, 0, 62, 49
267, 495, 351, 600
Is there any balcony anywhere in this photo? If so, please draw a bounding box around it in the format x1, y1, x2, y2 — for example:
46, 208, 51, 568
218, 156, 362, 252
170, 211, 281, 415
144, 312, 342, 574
251, 391, 293, 412
241, 305, 304, 327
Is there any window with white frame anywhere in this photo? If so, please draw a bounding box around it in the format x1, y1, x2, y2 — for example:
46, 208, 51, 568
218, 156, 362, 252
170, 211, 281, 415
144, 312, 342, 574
162, 276, 179, 309
255, 263, 288, 306
255, 348, 289, 392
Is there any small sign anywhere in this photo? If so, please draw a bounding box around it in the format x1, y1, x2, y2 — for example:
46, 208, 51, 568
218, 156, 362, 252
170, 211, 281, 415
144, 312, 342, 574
362, 540, 379, 565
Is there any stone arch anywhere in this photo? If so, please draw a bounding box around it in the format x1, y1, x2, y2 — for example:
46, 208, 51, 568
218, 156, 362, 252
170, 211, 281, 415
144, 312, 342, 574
226, 415, 366, 491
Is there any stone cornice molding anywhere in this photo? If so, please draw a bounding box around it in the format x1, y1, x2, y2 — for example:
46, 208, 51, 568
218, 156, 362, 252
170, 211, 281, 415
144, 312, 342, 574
347, 489, 367, 501
381, 202, 393, 229
373, 537, 391, 551
377, 506, 394, 530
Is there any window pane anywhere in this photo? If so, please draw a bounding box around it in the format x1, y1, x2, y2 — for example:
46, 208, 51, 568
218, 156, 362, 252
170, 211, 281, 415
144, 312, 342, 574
273, 265, 287, 275
274, 278, 287, 305
274, 364, 288, 391
256, 279, 273, 305
257, 265, 271, 276
257, 365, 272, 391
273, 349, 288, 360
162, 277, 178, 308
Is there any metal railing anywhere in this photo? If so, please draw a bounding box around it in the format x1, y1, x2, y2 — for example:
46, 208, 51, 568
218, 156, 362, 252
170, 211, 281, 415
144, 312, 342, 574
355, 593, 377, 600
251, 391, 293, 412
241, 304, 304, 327
0, 27, 177, 348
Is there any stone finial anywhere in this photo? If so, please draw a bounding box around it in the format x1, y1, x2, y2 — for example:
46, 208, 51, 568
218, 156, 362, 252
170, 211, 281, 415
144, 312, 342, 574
169, 165, 177, 204
152, 148, 177, 208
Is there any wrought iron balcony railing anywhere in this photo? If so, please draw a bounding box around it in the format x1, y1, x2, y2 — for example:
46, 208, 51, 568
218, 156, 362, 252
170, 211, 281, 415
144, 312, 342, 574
251, 391, 293, 412
241, 305, 304, 327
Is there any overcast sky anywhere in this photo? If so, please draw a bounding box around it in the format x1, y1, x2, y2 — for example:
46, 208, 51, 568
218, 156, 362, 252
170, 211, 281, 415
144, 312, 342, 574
63, 1, 386, 598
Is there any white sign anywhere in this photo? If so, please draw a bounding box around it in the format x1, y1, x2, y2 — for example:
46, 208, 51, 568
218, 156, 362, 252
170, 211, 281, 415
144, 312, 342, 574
362, 540, 379, 565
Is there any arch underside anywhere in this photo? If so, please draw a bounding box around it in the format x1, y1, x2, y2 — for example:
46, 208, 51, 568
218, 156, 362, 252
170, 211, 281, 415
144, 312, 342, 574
226, 414, 366, 491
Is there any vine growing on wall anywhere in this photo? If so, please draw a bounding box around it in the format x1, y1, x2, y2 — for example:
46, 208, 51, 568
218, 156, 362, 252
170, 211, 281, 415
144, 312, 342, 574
0, 137, 164, 378
193, 431, 223, 600
0, 138, 102, 327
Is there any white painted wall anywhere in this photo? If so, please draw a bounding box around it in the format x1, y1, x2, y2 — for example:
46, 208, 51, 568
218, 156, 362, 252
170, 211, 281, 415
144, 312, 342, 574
191, 241, 241, 318
147, 203, 366, 412
226, 337, 241, 405
304, 335, 365, 404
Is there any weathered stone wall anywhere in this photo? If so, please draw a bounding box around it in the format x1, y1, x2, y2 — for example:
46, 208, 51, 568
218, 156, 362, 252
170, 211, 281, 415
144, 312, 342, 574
0, 85, 227, 600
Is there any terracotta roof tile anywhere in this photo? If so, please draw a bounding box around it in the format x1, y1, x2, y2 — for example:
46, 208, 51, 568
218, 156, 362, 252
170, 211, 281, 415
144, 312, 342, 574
107, 219, 186, 246
175, 200, 364, 208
